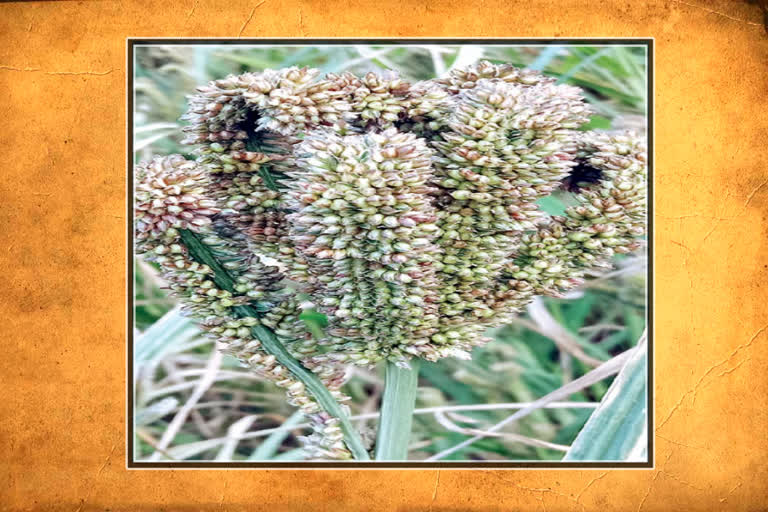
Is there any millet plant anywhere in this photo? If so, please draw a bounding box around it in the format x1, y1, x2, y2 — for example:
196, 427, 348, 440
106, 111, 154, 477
134, 60, 647, 461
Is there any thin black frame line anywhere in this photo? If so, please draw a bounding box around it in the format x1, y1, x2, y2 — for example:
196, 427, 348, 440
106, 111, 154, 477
646, 38, 655, 469
127, 37, 654, 46
127, 38, 654, 470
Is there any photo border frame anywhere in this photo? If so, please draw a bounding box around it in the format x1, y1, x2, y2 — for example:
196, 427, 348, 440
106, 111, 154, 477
126, 38, 654, 469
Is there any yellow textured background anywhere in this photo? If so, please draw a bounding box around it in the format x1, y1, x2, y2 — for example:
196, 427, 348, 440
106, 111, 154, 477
1, 0, 767, 510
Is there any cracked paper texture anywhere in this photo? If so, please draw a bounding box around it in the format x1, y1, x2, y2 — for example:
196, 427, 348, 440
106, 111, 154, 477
1, 0, 767, 510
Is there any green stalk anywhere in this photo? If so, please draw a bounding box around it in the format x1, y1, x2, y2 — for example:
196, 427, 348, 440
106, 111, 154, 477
179, 229, 371, 461
374, 359, 421, 461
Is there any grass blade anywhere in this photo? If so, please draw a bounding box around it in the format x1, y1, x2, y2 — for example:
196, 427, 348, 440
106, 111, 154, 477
135, 397, 179, 427
528, 46, 562, 71
375, 360, 420, 461
563, 334, 647, 461
249, 411, 305, 461
215, 414, 259, 461
135, 305, 201, 366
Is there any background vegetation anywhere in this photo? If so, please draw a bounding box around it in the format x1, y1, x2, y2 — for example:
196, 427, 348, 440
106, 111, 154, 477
133, 44, 647, 462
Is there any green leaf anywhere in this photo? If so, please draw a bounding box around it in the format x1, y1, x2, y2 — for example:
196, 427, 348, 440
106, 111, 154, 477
552, 408, 594, 445
299, 309, 329, 340
135, 397, 179, 427
135, 305, 201, 366
563, 341, 647, 461
271, 448, 307, 461
257, 166, 280, 191
165, 438, 225, 461
375, 360, 420, 461
420, 361, 483, 404
536, 194, 566, 216
579, 115, 612, 131
528, 46, 562, 71
179, 229, 370, 461
249, 411, 305, 461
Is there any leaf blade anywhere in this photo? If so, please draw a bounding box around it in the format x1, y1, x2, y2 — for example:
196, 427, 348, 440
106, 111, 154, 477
563, 337, 647, 462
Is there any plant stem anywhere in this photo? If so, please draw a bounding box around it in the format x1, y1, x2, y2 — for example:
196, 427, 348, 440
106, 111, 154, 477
374, 359, 421, 461
179, 229, 371, 461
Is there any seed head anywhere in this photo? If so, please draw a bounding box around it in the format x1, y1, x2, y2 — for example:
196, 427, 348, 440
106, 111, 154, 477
134, 155, 219, 252
436, 60, 556, 94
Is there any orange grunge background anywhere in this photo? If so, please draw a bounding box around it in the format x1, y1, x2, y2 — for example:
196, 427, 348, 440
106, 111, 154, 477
1, 0, 767, 510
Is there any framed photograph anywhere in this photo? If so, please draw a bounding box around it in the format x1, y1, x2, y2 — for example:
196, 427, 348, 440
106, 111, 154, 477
129, 40, 652, 468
